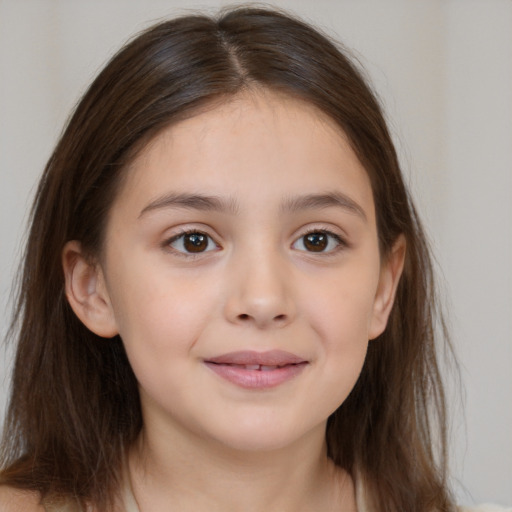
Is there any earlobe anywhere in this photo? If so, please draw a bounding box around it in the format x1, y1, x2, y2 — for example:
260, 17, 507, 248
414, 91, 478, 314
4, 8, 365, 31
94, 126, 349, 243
368, 235, 406, 340
62, 241, 119, 338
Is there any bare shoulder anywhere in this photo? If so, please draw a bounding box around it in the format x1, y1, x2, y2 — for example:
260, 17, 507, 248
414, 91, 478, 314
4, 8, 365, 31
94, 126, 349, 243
0, 485, 45, 512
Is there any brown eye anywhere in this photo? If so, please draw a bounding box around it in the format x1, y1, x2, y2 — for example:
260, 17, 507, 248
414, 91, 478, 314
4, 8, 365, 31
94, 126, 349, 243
304, 232, 328, 252
292, 230, 344, 254
183, 233, 208, 252
169, 231, 217, 255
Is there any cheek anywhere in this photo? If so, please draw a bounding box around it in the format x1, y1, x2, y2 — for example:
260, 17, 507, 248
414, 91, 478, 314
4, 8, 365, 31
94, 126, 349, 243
302, 257, 381, 344
106, 254, 221, 364
109, 273, 222, 413
298, 259, 379, 404
315, 295, 370, 389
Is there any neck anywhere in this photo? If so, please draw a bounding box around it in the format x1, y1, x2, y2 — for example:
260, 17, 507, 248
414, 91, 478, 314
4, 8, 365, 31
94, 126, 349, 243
127, 421, 356, 512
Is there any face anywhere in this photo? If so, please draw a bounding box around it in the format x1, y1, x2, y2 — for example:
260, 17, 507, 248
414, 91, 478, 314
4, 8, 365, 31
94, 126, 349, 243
66, 90, 402, 454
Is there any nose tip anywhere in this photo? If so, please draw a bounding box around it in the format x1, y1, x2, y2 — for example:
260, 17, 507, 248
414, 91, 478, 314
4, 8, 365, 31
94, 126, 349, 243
224, 255, 295, 329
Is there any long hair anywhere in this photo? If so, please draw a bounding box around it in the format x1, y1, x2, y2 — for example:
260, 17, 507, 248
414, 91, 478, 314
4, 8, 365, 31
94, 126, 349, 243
1, 7, 455, 511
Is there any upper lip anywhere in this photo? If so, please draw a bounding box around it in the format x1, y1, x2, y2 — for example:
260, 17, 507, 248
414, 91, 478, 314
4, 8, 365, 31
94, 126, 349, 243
204, 350, 307, 366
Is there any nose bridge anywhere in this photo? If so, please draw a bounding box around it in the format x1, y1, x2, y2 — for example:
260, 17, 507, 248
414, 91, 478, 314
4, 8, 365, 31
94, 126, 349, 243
224, 240, 295, 328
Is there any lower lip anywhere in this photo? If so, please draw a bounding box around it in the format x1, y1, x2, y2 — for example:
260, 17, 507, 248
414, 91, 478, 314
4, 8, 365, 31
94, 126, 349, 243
204, 362, 308, 389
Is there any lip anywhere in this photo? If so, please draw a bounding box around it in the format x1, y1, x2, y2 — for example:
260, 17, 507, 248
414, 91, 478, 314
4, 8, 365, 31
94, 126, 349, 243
204, 350, 309, 389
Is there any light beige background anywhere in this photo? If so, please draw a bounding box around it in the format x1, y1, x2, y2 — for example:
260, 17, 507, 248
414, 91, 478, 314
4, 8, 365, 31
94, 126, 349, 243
1, 0, 511, 506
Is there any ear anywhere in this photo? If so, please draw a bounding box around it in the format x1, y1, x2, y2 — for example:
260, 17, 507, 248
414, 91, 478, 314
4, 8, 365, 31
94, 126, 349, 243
62, 240, 119, 338
368, 235, 406, 340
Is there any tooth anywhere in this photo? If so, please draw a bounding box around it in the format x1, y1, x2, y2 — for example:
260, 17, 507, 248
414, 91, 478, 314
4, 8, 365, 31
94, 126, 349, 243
245, 364, 260, 370
260, 365, 277, 371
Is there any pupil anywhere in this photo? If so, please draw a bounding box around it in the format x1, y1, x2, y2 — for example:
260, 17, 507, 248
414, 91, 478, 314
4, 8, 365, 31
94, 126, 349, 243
184, 233, 207, 253
305, 233, 327, 252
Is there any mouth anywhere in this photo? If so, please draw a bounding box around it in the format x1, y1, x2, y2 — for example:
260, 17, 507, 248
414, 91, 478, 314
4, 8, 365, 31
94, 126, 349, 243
208, 363, 298, 371
203, 350, 309, 389
205, 349, 307, 366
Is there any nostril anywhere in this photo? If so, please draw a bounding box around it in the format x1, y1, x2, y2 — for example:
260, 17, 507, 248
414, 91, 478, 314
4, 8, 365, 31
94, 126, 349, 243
236, 313, 287, 323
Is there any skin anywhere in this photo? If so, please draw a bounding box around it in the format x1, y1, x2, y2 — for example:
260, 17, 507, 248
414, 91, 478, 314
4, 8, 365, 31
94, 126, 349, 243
62, 90, 405, 512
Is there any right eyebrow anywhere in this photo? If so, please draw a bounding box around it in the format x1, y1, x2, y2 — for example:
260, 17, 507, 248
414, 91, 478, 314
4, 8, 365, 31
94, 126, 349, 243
138, 192, 240, 219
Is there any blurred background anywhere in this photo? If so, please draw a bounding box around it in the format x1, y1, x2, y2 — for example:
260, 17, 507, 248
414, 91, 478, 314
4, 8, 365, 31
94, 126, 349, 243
0, 0, 511, 506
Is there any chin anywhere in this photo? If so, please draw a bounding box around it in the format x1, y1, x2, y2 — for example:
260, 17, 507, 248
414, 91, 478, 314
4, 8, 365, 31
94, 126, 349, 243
208, 417, 325, 455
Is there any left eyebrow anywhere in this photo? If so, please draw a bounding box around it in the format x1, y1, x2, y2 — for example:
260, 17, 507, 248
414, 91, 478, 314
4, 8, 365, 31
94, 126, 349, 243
280, 192, 367, 221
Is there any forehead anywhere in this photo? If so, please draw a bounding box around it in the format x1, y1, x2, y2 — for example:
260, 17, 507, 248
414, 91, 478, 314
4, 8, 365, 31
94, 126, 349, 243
114, 90, 375, 220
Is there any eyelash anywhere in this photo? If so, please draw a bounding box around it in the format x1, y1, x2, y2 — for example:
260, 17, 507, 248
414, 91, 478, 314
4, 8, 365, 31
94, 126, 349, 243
293, 228, 347, 256
164, 229, 220, 259
163, 227, 348, 259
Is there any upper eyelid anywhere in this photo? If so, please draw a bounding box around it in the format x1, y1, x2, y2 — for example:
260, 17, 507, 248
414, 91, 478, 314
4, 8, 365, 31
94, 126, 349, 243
166, 226, 219, 243
164, 230, 220, 258
163, 225, 347, 241
168, 229, 219, 245
170, 227, 214, 238
165, 225, 345, 237
293, 229, 346, 248
294, 225, 348, 242
298, 227, 343, 237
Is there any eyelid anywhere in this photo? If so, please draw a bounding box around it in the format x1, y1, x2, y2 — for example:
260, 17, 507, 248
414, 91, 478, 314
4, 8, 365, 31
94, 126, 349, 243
160, 224, 349, 259
291, 226, 348, 255
163, 228, 221, 258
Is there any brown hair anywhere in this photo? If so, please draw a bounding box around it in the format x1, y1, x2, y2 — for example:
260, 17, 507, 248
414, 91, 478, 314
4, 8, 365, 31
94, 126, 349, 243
1, 6, 455, 511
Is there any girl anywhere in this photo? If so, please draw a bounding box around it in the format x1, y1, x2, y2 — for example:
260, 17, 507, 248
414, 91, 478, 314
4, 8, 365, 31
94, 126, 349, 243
0, 6, 507, 512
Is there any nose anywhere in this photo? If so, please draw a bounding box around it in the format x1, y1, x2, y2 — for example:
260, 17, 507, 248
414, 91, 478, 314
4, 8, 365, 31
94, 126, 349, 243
223, 248, 296, 329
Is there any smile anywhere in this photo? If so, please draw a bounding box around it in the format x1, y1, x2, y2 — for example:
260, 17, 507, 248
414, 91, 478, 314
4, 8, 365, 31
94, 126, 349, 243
218, 364, 289, 371
204, 350, 309, 389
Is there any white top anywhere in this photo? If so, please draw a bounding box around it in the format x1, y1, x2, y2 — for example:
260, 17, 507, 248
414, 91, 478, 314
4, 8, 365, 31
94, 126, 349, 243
41, 477, 511, 512
458, 507, 512, 512
119, 477, 512, 512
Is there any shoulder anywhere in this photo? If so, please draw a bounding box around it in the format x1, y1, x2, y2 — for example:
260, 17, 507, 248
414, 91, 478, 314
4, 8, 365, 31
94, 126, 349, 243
0, 485, 46, 511
458, 505, 512, 512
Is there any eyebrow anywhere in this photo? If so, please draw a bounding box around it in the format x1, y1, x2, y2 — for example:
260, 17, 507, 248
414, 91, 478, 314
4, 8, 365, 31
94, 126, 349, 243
280, 192, 367, 220
138, 193, 240, 218
138, 191, 366, 221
